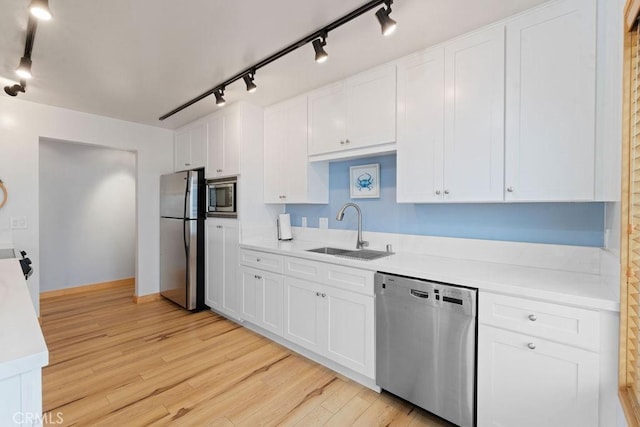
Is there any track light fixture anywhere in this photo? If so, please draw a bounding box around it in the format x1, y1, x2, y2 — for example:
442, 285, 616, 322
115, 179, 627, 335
4, 81, 26, 97
16, 56, 33, 79
243, 71, 257, 93
376, 0, 397, 36
313, 33, 329, 63
29, 0, 52, 21
214, 87, 226, 106
159, 0, 399, 120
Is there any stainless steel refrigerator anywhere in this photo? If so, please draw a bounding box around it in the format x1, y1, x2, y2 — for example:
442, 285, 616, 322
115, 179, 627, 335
160, 169, 205, 311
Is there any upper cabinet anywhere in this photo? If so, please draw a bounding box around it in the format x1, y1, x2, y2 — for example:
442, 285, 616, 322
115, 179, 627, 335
308, 63, 396, 160
174, 122, 207, 172
504, 0, 597, 201
207, 108, 242, 179
397, 26, 505, 203
264, 96, 328, 204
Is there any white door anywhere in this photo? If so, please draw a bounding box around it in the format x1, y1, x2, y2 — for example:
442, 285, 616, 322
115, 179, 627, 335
283, 277, 324, 354
189, 123, 207, 169
205, 221, 222, 310
260, 271, 284, 336
396, 48, 445, 203
174, 129, 191, 172
220, 108, 242, 177
324, 288, 374, 378
308, 82, 346, 156
443, 26, 505, 202
345, 63, 396, 150
206, 114, 224, 178
220, 220, 239, 317
240, 267, 260, 324
283, 97, 312, 203
477, 326, 599, 427
263, 105, 286, 203
504, 0, 596, 201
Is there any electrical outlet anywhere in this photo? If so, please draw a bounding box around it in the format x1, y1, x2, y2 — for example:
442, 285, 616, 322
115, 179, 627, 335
301, 217, 307, 227
10, 216, 27, 230
319, 218, 329, 229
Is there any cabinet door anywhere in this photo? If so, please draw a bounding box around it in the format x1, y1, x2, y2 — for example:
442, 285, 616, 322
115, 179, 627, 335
444, 26, 505, 202
220, 221, 239, 317
205, 221, 222, 310
283, 98, 314, 203
345, 64, 396, 150
174, 130, 191, 172
189, 123, 207, 169
283, 277, 325, 354
240, 267, 260, 324
221, 109, 242, 177
308, 82, 346, 156
260, 271, 284, 336
325, 288, 374, 378
207, 114, 224, 177
477, 325, 599, 427
263, 105, 286, 203
396, 48, 445, 203
505, 0, 596, 201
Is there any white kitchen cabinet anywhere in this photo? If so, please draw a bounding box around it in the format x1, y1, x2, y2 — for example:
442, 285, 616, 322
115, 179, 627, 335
478, 325, 599, 427
396, 48, 445, 203
504, 0, 596, 201
205, 218, 240, 318
396, 26, 504, 203
240, 266, 284, 336
308, 63, 396, 159
264, 96, 328, 204
283, 276, 374, 378
206, 107, 241, 179
174, 122, 207, 172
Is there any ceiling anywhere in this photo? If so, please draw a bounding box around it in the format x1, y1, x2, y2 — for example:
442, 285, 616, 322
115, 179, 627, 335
0, 0, 549, 129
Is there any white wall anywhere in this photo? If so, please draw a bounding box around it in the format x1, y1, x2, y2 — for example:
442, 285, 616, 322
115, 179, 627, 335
0, 97, 174, 314
39, 140, 136, 291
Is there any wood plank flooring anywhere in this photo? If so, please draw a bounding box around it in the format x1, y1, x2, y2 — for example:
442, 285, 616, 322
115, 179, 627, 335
40, 285, 451, 426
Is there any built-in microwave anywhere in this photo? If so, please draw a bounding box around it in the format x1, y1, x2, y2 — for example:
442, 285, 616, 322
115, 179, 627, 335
206, 177, 237, 218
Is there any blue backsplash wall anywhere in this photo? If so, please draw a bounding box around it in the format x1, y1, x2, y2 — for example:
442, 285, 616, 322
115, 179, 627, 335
285, 154, 605, 247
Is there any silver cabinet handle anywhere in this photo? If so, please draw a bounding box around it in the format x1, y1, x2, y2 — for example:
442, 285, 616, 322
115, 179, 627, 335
345, 139, 350, 144
435, 190, 441, 195
185, 163, 191, 166
527, 343, 536, 350
257, 275, 262, 280
256, 258, 261, 262
316, 292, 321, 296
340, 140, 345, 145
254, 275, 259, 279
216, 225, 222, 229
528, 314, 537, 322
444, 190, 450, 195
216, 169, 222, 173
321, 293, 326, 298
507, 187, 514, 193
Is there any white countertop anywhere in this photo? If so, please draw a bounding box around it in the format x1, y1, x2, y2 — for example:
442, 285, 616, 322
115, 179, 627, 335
241, 238, 620, 312
0, 258, 48, 380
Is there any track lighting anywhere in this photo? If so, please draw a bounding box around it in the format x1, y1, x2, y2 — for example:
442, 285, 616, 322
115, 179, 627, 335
29, 0, 52, 21
4, 81, 26, 97
243, 71, 257, 93
160, 0, 400, 120
214, 88, 226, 106
16, 57, 33, 79
313, 33, 329, 63
376, 1, 397, 36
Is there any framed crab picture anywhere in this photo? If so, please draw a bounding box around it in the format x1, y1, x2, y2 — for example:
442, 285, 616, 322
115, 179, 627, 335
350, 163, 380, 199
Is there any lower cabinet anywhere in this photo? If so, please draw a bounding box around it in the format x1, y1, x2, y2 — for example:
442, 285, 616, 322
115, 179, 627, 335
205, 219, 240, 318
240, 266, 284, 336
283, 276, 375, 378
477, 300, 600, 427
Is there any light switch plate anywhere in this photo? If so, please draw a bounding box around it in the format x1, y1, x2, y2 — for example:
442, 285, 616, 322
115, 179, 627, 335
301, 217, 307, 227
10, 216, 27, 230
319, 218, 329, 229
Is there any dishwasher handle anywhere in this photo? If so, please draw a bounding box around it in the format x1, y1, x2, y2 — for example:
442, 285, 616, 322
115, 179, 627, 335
410, 289, 429, 299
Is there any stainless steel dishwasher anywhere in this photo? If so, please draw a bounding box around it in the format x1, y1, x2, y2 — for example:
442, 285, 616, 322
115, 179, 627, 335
375, 272, 477, 427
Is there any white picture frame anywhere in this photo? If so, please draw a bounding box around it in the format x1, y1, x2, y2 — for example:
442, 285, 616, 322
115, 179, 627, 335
350, 163, 380, 199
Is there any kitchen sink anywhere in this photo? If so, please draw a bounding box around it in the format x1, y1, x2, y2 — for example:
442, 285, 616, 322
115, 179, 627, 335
306, 247, 393, 261
306, 247, 352, 256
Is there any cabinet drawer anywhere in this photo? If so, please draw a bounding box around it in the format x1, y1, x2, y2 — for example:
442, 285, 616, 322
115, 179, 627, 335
324, 264, 374, 296
284, 257, 323, 282
240, 249, 283, 273
479, 292, 599, 351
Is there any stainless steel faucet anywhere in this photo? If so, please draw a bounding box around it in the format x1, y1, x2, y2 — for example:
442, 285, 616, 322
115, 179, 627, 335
336, 203, 369, 249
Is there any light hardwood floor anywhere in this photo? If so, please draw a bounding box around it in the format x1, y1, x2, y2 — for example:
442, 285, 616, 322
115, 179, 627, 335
40, 285, 452, 426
